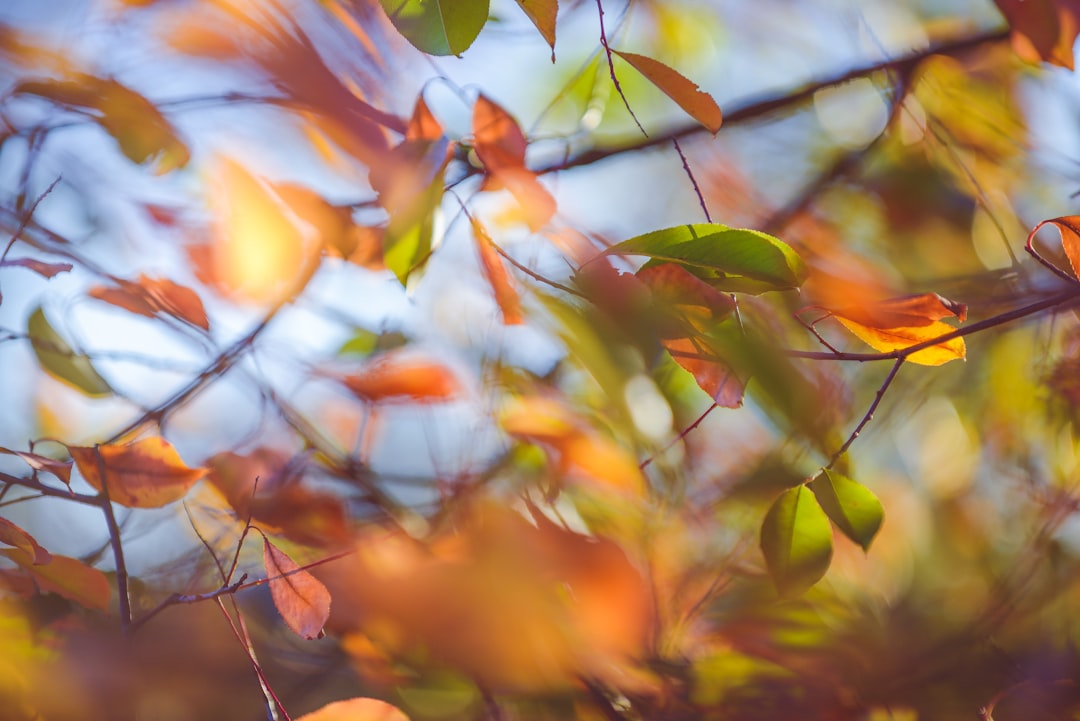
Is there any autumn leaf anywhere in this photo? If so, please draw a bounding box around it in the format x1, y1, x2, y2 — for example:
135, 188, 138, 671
0, 446, 72, 485
262, 538, 331, 640
296, 697, 410, 721
27, 306, 112, 397
994, 0, 1080, 69
0, 549, 111, 612
69, 437, 206, 508
405, 95, 443, 142
1028, 215, 1080, 279
612, 49, 722, 133
514, 0, 557, 59
470, 215, 524, 325
472, 95, 556, 231
89, 274, 210, 330
661, 337, 745, 408
819, 293, 967, 366
342, 351, 460, 403
0, 518, 52, 565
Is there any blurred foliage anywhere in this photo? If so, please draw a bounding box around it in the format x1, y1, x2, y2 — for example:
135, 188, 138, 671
2, 1, 1080, 720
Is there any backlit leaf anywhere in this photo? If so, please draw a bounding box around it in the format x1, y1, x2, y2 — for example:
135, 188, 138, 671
470, 215, 523, 324
69, 437, 206, 508
379, 0, 489, 56
296, 697, 410, 721
27, 306, 112, 397
263, 538, 331, 640
406, 95, 444, 142
606, 224, 807, 292
823, 292, 967, 328
89, 275, 210, 330
343, 351, 460, 403
0, 518, 52, 566
833, 317, 965, 366
514, 0, 557, 58
661, 337, 745, 408
0, 549, 110, 612
994, 0, 1080, 69
0, 446, 72, 485
760, 485, 833, 597
809, 469, 884, 551
612, 49, 722, 133
1029, 215, 1080, 279
15, 74, 190, 173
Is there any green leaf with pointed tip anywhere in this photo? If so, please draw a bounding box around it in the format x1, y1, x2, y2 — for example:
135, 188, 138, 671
810, 469, 884, 551
380, 0, 490, 56
606, 224, 807, 292
760, 485, 833, 597
28, 307, 112, 397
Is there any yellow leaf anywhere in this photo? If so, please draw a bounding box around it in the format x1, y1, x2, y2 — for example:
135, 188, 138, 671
835, 317, 965, 366
69, 437, 206, 508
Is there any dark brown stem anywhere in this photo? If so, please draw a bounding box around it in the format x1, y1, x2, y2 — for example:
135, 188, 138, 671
95, 445, 131, 634
672, 137, 712, 222
826, 357, 904, 469
595, 0, 646, 136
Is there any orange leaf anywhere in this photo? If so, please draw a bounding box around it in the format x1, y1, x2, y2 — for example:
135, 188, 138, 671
262, 538, 331, 640
612, 50, 723, 133
0, 518, 52, 565
995, 0, 1080, 69
1029, 215, 1080, 279
296, 697, 409, 721
826, 292, 967, 328
69, 437, 206, 508
662, 337, 745, 407
406, 95, 443, 142
473, 95, 528, 173
470, 216, 524, 325
89, 274, 210, 330
0, 446, 72, 485
834, 317, 965, 366
494, 167, 557, 231
343, 352, 460, 403
513, 0, 558, 59
0, 549, 111, 612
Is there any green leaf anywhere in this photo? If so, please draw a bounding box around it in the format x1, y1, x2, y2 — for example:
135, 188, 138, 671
809, 469, 884, 551
606, 224, 807, 293
27, 307, 112, 397
379, 0, 490, 56
760, 485, 833, 597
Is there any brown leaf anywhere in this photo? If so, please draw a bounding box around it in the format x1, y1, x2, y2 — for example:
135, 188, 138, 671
0, 548, 111, 612
1029, 215, 1080, 279
262, 537, 331, 640
612, 50, 723, 133
0, 446, 73, 485
470, 216, 524, 325
69, 437, 206, 508
0, 517, 52, 565
343, 351, 460, 403
89, 275, 210, 330
995, 0, 1080, 69
295, 697, 410, 721
514, 0, 558, 58
0, 257, 73, 279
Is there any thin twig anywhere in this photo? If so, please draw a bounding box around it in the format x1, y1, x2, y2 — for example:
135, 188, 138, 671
95, 445, 131, 634
672, 137, 712, 222
640, 402, 719, 469
826, 357, 904, 468
595, 0, 647, 136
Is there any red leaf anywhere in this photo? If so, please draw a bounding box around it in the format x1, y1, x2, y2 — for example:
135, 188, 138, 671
612, 50, 723, 133
89, 274, 210, 330
263, 537, 331, 640
342, 351, 461, 403
0, 549, 111, 612
0, 517, 52, 565
470, 216, 524, 325
0, 257, 73, 279
995, 0, 1080, 69
69, 437, 206, 508
0, 446, 73, 485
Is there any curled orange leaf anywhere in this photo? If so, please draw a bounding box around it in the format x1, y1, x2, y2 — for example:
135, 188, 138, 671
263, 538, 331, 640
69, 437, 206, 508
0, 518, 52, 566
